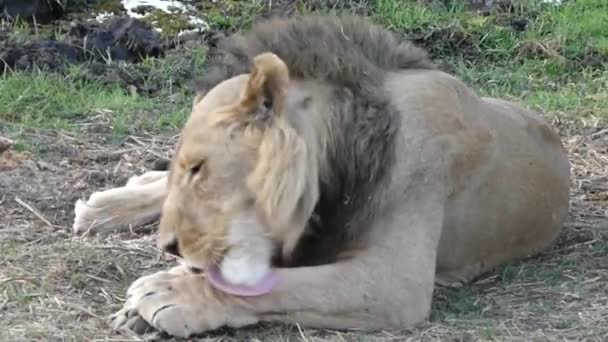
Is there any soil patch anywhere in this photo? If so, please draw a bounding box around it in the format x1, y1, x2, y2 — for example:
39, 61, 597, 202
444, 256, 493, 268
1, 0, 125, 23
0, 116, 606, 341
1, 16, 165, 71
0, 14, 210, 95
0, 126, 175, 229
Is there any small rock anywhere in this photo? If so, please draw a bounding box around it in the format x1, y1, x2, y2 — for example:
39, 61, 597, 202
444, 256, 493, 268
22, 159, 39, 173
152, 158, 171, 171
0, 136, 14, 155
84, 170, 108, 183
511, 17, 529, 32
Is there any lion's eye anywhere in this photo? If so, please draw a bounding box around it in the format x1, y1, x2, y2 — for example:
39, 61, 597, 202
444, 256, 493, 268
263, 97, 273, 109
189, 160, 206, 177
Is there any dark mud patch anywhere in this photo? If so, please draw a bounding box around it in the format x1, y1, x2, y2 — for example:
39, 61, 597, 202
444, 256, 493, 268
0, 15, 209, 94
69, 41, 208, 95
1, 0, 125, 23
1, 16, 165, 71
1, 0, 65, 23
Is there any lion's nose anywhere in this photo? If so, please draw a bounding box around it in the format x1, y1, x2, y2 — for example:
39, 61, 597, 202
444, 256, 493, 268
163, 239, 182, 257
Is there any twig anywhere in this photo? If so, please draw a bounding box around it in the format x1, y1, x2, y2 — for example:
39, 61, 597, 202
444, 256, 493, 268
127, 135, 147, 146
64, 302, 105, 320
95, 148, 139, 162
32, 15, 39, 36
84, 273, 112, 284
296, 323, 310, 342
14, 197, 56, 228
0, 298, 8, 311
0, 277, 42, 288
590, 127, 608, 139
0, 136, 13, 154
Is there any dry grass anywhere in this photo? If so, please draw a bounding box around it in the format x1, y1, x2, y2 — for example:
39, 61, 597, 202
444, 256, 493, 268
2, 0, 607, 340
1, 115, 607, 341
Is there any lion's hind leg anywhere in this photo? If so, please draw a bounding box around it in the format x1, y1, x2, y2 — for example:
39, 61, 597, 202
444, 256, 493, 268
73, 171, 168, 235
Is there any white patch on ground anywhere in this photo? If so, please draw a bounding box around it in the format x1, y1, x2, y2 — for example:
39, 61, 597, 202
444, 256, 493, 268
96, 0, 209, 36
123, 0, 186, 16
95, 11, 114, 21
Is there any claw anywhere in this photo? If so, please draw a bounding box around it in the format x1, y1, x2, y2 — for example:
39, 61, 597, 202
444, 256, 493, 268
126, 309, 139, 318
132, 317, 155, 335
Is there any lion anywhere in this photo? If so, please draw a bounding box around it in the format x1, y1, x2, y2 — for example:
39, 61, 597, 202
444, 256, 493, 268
72, 15, 571, 338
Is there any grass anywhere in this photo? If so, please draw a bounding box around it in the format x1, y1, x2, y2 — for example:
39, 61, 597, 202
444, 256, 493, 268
0, 0, 603, 236
2, 0, 606, 146
373, 0, 608, 118
0, 229, 170, 341
0, 68, 188, 132
0, 0, 607, 340
0, 43, 209, 151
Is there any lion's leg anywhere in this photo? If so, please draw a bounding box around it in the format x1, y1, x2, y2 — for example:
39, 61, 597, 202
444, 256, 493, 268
110, 187, 446, 337
250, 194, 444, 330
125, 170, 168, 187
111, 252, 437, 337
249, 257, 434, 330
73, 171, 168, 235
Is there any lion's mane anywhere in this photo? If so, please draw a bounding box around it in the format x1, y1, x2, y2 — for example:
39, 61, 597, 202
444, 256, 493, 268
194, 15, 436, 266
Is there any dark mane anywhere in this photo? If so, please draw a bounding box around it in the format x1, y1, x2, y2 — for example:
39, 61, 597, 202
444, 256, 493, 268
195, 15, 435, 94
195, 15, 436, 268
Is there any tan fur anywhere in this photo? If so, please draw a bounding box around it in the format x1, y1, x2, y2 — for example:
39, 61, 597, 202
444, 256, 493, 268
73, 171, 167, 234
73, 16, 570, 339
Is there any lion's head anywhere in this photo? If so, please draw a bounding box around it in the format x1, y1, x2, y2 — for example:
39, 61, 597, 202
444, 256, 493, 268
158, 53, 319, 289
156, 15, 434, 290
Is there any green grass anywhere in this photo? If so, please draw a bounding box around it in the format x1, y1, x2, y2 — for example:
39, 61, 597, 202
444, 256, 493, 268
199, 0, 268, 32
1, 0, 606, 151
0, 70, 191, 147
372, 0, 608, 118
0, 43, 209, 150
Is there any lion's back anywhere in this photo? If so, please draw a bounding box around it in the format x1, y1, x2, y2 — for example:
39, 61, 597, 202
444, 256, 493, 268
381, 68, 570, 283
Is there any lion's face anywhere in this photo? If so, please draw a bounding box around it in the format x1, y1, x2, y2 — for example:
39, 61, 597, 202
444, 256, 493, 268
158, 53, 318, 287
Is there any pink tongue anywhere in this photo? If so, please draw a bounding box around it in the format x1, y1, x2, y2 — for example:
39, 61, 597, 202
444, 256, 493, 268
206, 264, 279, 297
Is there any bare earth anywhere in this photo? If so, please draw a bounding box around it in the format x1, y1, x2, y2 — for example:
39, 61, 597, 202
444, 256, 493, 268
1, 116, 606, 341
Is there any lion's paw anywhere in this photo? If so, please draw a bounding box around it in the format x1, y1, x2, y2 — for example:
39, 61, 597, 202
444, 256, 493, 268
73, 197, 116, 234
110, 266, 256, 338
73, 171, 167, 235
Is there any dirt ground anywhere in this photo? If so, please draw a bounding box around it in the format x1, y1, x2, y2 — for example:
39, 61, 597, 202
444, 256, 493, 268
1, 0, 607, 340
1, 114, 607, 341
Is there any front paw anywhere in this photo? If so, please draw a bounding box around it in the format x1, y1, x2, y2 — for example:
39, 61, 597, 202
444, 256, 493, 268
110, 267, 257, 338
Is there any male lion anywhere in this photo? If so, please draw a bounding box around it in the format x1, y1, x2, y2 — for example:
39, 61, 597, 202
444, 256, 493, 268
73, 15, 571, 338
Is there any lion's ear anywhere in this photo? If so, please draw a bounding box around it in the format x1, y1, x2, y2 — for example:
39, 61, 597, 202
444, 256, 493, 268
240, 52, 290, 117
